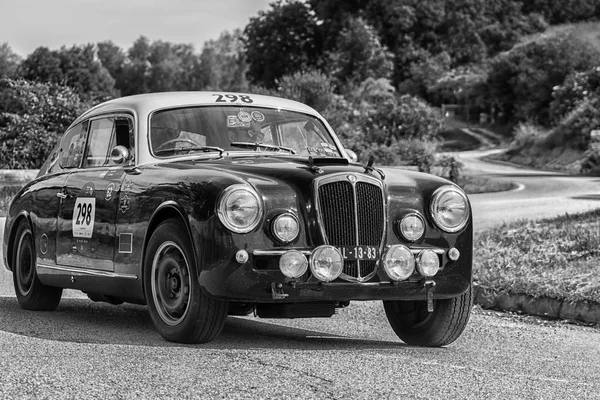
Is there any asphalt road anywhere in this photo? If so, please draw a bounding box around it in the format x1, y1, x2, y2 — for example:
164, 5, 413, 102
1, 155, 599, 399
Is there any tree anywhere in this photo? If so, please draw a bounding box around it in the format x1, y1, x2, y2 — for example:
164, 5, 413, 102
243, 0, 323, 88
20, 44, 117, 103
327, 17, 394, 85
20, 47, 63, 83
0, 78, 85, 169
198, 30, 248, 91
97, 41, 127, 94
58, 44, 117, 102
120, 36, 203, 95
0, 43, 21, 78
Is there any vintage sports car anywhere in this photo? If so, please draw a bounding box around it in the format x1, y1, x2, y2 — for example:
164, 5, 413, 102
3, 92, 473, 346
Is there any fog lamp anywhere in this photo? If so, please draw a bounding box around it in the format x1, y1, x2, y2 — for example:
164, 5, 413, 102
382, 245, 415, 281
416, 249, 440, 277
272, 213, 300, 243
310, 245, 343, 282
399, 213, 425, 241
279, 250, 308, 278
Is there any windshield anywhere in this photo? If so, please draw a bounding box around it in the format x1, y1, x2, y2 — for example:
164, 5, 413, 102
149, 106, 342, 158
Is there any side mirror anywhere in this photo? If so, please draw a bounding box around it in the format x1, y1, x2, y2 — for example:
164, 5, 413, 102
345, 149, 358, 163
110, 145, 130, 165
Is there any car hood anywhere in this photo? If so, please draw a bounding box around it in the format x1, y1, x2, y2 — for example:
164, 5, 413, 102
161, 154, 452, 198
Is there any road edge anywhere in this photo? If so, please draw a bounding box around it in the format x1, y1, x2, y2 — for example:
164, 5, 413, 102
473, 283, 600, 325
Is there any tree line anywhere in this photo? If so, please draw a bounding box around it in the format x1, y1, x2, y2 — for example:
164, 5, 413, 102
1, 0, 600, 172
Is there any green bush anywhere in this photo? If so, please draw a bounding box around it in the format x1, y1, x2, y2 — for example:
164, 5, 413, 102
549, 66, 600, 124
0, 78, 86, 169
275, 69, 335, 112
546, 97, 600, 150
485, 33, 600, 125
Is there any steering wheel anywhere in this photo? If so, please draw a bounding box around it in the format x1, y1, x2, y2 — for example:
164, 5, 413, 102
155, 138, 199, 152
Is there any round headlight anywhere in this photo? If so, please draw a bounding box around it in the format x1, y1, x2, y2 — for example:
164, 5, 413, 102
310, 245, 343, 282
430, 186, 470, 233
383, 245, 415, 281
272, 213, 300, 243
217, 185, 263, 233
399, 213, 425, 241
279, 250, 308, 278
417, 249, 440, 277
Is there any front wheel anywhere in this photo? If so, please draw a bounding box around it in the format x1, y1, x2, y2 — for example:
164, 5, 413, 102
384, 284, 473, 347
144, 219, 228, 344
12, 220, 62, 310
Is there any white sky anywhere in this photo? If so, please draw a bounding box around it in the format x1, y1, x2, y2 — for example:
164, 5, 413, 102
0, 0, 273, 56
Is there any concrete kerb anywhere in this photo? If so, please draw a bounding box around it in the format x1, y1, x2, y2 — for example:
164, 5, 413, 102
474, 284, 600, 325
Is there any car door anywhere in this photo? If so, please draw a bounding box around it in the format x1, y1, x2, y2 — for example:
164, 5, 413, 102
56, 115, 134, 272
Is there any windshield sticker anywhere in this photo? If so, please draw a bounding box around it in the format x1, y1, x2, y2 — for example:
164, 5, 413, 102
238, 111, 252, 123
251, 111, 265, 122
73, 197, 96, 238
227, 115, 250, 128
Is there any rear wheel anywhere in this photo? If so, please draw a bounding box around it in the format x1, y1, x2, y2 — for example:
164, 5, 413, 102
384, 284, 473, 347
12, 220, 62, 310
144, 219, 228, 343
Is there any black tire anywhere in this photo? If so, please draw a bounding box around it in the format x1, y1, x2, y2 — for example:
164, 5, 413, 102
384, 284, 473, 347
143, 219, 228, 344
12, 220, 62, 311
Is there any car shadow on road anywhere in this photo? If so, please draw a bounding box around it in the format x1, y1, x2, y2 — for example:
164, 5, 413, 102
0, 297, 405, 350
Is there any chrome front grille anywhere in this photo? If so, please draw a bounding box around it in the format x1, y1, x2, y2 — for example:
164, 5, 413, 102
315, 173, 386, 282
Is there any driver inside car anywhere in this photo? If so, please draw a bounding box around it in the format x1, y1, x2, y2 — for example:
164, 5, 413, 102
151, 111, 203, 153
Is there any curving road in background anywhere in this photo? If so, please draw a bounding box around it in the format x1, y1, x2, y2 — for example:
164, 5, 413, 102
458, 149, 600, 232
0, 152, 599, 399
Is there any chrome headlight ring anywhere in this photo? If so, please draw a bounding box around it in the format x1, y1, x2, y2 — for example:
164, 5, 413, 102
429, 185, 470, 233
217, 184, 263, 234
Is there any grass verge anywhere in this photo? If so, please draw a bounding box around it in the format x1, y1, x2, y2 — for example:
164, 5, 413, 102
459, 176, 515, 194
474, 209, 600, 304
0, 185, 22, 217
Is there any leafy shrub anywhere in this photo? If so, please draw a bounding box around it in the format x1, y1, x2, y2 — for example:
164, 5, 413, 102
485, 33, 600, 125
549, 66, 600, 124
0, 78, 86, 169
275, 69, 335, 112
545, 97, 600, 150
509, 121, 547, 152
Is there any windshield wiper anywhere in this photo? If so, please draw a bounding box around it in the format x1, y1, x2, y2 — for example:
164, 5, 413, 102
155, 146, 224, 156
230, 141, 296, 154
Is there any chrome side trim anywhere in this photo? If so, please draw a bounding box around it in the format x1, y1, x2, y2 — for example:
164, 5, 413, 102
38, 263, 138, 280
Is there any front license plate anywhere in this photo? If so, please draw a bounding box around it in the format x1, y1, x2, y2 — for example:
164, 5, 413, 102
338, 246, 379, 261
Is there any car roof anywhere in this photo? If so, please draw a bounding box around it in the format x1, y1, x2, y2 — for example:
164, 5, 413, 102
74, 91, 320, 125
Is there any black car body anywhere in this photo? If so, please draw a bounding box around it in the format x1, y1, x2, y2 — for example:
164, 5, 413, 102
3, 92, 473, 346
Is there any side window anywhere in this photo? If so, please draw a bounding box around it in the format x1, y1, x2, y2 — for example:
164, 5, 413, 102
60, 121, 89, 169
84, 118, 115, 168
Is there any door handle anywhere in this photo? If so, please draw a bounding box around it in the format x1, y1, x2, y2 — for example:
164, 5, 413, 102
56, 192, 69, 199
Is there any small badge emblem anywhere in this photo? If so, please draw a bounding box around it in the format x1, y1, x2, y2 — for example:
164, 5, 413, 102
347, 174, 357, 183
105, 183, 116, 201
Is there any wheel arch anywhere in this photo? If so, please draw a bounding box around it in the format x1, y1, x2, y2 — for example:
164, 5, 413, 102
5, 211, 33, 273
141, 201, 197, 297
